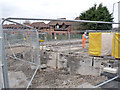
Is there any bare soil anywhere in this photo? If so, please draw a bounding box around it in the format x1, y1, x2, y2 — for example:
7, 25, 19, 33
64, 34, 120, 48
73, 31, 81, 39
7, 58, 107, 88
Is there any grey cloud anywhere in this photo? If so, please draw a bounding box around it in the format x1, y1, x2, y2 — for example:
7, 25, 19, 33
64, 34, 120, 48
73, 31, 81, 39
0, 2, 22, 17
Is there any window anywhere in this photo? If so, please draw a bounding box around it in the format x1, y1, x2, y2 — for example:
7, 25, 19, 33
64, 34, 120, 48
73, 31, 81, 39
47, 27, 49, 31
56, 25, 59, 29
63, 25, 66, 29
47, 29, 49, 31
50, 26, 54, 29
62, 33, 65, 36
36, 27, 39, 29
56, 33, 59, 36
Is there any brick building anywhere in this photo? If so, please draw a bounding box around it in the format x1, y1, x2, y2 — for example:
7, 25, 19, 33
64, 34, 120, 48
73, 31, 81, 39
3, 18, 80, 37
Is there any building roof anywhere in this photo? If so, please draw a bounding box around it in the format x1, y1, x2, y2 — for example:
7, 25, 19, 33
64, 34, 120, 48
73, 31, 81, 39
3, 17, 78, 30
75, 17, 80, 20
48, 21, 74, 26
48, 18, 74, 25
31, 22, 49, 28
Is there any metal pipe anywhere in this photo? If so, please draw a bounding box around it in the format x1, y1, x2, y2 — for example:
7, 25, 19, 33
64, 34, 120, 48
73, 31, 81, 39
0, 65, 3, 89
68, 32, 71, 53
118, 1, 120, 78
0, 19, 9, 88
7, 55, 37, 65
0, 37, 3, 89
4, 29, 116, 33
36, 30, 40, 66
26, 65, 39, 89
92, 57, 94, 67
118, 60, 120, 79
2, 17, 120, 24
93, 75, 119, 88
7, 42, 16, 58
2, 19, 37, 30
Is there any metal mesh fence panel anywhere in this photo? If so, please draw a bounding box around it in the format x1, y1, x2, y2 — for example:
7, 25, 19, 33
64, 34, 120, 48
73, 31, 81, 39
3, 29, 39, 88
4, 29, 39, 65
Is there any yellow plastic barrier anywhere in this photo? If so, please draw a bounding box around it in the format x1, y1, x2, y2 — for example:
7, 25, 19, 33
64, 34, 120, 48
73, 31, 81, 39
89, 32, 120, 58
89, 32, 101, 56
112, 33, 120, 59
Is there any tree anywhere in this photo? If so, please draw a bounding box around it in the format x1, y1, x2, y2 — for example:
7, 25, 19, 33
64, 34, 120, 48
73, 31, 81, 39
79, 3, 114, 30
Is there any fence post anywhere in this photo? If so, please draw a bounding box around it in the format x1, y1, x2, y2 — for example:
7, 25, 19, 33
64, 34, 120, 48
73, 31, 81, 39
44, 33, 47, 47
0, 19, 9, 88
36, 30, 40, 66
0, 37, 3, 90
118, 60, 120, 79
118, 2, 120, 79
68, 32, 71, 53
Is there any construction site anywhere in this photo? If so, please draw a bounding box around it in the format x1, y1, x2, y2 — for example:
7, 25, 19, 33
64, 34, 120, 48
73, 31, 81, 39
0, 17, 120, 89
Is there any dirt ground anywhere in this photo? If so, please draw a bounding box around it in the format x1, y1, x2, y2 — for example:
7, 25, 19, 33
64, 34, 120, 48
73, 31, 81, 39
7, 58, 107, 88
5, 39, 109, 88
31, 69, 107, 88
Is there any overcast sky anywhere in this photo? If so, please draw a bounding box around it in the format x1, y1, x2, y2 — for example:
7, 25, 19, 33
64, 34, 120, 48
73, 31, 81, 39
0, 0, 120, 27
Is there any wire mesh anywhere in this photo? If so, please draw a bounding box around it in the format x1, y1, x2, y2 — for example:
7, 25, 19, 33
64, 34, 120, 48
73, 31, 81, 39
3, 28, 39, 88
4, 29, 39, 65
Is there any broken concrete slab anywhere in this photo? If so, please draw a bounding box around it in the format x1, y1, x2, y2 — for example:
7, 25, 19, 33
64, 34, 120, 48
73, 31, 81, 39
8, 71, 29, 88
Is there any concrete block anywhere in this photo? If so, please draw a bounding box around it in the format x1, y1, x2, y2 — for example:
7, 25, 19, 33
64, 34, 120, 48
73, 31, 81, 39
67, 55, 101, 76
76, 66, 100, 76
8, 71, 28, 88
47, 52, 57, 69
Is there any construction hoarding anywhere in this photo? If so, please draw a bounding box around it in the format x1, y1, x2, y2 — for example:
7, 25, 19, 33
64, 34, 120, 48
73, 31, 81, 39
112, 33, 120, 59
89, 32, 101, 56
89, 32, 114, 57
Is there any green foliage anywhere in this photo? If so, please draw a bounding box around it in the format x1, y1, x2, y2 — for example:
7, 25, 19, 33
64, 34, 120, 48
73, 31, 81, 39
79, 3, 114, 30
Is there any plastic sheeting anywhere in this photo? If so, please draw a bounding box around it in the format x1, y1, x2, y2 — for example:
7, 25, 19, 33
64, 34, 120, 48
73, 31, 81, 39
112, 33, 120, 59
89, 32, 101, 56
101, 33, 113, 56
89, 32, 114, 56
